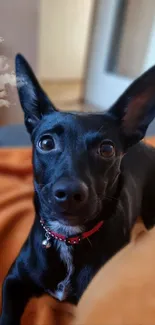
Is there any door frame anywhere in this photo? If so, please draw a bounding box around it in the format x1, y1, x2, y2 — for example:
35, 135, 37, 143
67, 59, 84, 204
84, 0, 134, 110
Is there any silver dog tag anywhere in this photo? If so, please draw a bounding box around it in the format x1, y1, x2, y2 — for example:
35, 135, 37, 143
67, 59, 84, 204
42, 233, 51, 249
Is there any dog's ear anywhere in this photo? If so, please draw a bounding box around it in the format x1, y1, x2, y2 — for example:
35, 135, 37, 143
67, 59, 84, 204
108, 66, 155, 147
15, 54, 56, 134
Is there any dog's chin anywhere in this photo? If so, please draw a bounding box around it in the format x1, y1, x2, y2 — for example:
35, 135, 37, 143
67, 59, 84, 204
51, 213, 86, 228
47, 219, 84, 236
45, 208, 101, 236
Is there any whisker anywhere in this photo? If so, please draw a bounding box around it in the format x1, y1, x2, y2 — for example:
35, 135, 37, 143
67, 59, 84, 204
102, 195, 119, 202
87, 237, 93, 247
97, 124, 105, 134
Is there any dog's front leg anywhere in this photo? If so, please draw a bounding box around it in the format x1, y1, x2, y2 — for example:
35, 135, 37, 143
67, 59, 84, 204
0, 273, 35, 325
0, 236, 41, 325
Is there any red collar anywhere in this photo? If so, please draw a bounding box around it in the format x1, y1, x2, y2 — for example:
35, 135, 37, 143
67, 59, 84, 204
40, 219, 104, 247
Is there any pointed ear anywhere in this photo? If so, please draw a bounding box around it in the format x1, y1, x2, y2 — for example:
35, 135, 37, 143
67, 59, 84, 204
15, 53, 57, 134
108, 66, 155, 147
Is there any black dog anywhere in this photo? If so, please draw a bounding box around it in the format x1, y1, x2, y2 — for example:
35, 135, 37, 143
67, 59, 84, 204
1, 54, 155, 325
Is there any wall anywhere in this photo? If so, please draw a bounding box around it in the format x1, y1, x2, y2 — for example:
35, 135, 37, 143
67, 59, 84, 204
0, 0, 39, 125
38, 0, 94, 81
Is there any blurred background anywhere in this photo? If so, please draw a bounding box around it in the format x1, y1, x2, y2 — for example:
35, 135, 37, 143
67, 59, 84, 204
0, 0, 155, 134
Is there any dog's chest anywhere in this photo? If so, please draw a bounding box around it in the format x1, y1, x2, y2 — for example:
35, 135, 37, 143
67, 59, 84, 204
47, 241, 74, 301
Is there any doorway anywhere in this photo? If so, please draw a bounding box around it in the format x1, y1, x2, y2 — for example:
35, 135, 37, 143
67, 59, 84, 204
85, 0, 155, 112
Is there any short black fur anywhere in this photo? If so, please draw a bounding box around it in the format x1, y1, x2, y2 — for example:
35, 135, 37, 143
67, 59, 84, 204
1, 54, 155, 324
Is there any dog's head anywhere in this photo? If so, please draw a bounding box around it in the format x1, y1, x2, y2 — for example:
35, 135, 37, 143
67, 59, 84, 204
15, 54, 155, 228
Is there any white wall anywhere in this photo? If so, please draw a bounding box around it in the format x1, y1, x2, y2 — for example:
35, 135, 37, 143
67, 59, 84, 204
38, 0, 94, 81
0, 0, 39, 124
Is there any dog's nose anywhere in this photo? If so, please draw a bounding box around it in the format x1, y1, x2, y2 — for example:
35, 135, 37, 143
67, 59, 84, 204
53, 179, 88, 210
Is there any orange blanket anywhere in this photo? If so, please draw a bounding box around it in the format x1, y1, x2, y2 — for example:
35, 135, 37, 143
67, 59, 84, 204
0, 137, 155, 325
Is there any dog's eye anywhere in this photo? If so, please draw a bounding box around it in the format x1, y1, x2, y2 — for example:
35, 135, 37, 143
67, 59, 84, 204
38, 136, 55, 151
98, 141, 115, 158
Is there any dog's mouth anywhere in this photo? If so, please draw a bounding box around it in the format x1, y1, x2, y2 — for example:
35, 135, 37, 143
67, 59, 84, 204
57, 213, 80, 226
44, 209, 102, 237
41, 199, 101, 227
48, 205, 102, 228
52, 212, 88, 226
